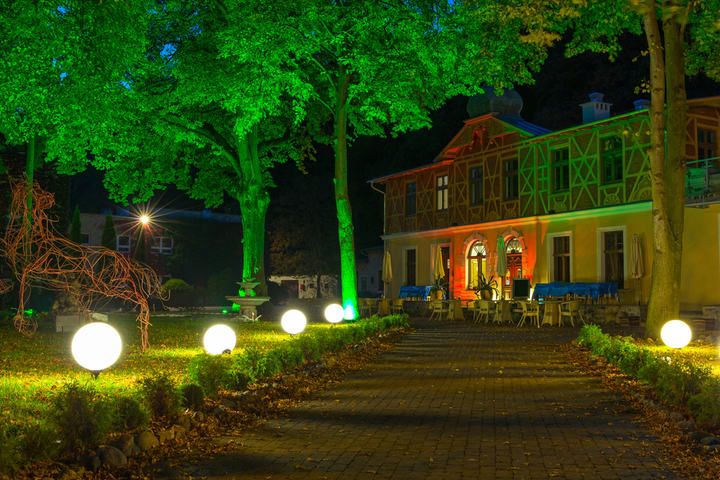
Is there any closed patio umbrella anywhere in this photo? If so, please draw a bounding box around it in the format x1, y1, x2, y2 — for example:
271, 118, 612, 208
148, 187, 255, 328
496, 236, 507, 299
433, 245, 445, 283
382, 250, 392, 298
630, 234, 644, 303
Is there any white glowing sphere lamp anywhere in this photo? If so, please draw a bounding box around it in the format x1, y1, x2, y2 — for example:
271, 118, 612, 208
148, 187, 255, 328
324, 304, 344, 324
139, 214, 150, 225
660, 320, 692, 349
282, 309, 307, 335
71, 322, 122, 374
203, 324, 236, 355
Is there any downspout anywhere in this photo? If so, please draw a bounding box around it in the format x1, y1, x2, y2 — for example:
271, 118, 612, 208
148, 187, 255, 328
370, 180, 388, 297
369, 180, 386, 236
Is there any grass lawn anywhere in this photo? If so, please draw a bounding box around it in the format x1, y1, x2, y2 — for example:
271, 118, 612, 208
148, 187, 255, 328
0, 312, 336, 433
633, 340, 720, 375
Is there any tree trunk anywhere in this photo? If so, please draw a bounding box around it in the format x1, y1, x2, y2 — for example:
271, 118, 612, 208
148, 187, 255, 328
236, 126, 270, 296
644, 4, 687, 338
333, 68, 359, 318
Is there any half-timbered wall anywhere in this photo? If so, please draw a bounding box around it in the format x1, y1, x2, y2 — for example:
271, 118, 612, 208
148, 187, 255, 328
384, 117, 527, 235
384, 104, 720, 235
518, 115, 652, 216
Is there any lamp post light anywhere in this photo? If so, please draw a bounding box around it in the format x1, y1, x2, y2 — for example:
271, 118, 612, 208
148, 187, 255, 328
203, 324, 236, 354
324, 303, 344, 325
71, 322, 122, 378
139, 214, 150, 226
660, 320, 692, 349
281, 309, 307, 335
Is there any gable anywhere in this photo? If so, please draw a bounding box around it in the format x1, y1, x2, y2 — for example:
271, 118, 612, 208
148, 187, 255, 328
435, 115, 548, 162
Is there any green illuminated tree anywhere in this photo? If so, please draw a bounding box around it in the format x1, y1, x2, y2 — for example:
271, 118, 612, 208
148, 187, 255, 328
561, 0, 720, 337
281, 0, 550, 315
0, 1, 151, 197
481, 0, 720, 336
91, 1, 313, 296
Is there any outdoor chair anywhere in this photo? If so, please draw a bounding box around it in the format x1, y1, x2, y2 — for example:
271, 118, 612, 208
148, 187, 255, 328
469, 300, 483, 323
517, 300, 541, 328
358, 298, 375, 318
476, 300, 496, 324
390, 298, 404, 314
560, 299, 584, 326
429, 300, 449, 321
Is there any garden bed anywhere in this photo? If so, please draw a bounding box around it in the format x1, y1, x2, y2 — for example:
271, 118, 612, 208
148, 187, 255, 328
0, 312, 409, 476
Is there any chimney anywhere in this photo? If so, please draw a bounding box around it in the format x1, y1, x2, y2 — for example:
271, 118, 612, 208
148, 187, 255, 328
579, 92, 612, 124
633, 99, 650, 111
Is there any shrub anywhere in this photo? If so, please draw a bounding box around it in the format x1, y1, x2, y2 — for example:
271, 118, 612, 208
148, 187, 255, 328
20, 423, 59, 462
655, 357, 710, 407
139, 374, 180, 420
51, 382, 110, 453
179, 383, 205, 410
106, 396, 150, 431
188, 354, 236, 398
689, 378, 720, 429
0, 424, 20, 475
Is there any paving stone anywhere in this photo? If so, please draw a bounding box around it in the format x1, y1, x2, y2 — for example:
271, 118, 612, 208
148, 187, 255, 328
161, 321, 676, 479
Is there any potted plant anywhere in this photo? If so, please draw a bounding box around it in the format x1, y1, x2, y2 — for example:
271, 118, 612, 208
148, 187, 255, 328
429, 278, 445, 300
475, 273, 499, 300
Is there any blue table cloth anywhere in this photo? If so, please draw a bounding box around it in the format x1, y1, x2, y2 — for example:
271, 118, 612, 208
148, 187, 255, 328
399, 285, 437, 299
532, 282, 618, 301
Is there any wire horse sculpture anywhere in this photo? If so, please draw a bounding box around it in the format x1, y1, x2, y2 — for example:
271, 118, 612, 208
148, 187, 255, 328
0, 179, 164, 351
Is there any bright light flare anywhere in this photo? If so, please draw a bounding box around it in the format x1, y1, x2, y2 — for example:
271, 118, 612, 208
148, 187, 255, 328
203, 324, 236, 354
324, 304, 344, 324
281, 309, 307, 335
71, 323, 122, 373
139, 214, 150, 225
660, 320, 692, 349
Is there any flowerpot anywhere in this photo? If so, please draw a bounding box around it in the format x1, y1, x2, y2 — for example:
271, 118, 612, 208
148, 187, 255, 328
480, 289, 492, 300
432, 291, 443, 300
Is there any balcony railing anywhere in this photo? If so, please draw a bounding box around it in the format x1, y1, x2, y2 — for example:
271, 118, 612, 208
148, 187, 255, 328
686, 157, 720, 206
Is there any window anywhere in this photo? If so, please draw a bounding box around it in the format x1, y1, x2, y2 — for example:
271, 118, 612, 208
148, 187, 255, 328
697, 128, 717, 161
469, 166, 483, 205
151, 236, 173, 255
405, 182, 416, 216
600, 136, 623, 184
405, 248, 416, 286
603, 230, 624, 288
467, 242, 487, 289
436, 175, 448, 211
551, 148, 570, 192
504, 158, 518, 200
80, 233, 90, 245
552, 235, 570, 282
116, 235, 130, 253
360, 276, 368, 292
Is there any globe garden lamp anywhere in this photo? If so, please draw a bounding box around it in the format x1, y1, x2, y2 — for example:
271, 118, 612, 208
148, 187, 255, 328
324, 304, 344, 325
343, 302, 356, 321
203, 324, 236, 355
281, 309, 307, 335
660, 320, 692, 349
139, 214, 150, 226
71, 322, 122, 378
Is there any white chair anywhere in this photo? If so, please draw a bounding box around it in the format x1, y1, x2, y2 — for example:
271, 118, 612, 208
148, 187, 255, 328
429, 300, 449, 321
476, 300, 496, 324
517, 300, 541, 328
560, 299, 584, 326
390, 298, 404, 314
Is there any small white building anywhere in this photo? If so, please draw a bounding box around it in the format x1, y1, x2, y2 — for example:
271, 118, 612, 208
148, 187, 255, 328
268, 275, 338, 299
356, 246, 384, 297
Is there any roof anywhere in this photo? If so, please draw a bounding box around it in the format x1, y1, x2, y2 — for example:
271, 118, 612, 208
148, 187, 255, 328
369, 113, 550, 184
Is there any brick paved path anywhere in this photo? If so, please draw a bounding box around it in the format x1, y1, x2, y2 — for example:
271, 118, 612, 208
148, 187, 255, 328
164, 320, 674, 480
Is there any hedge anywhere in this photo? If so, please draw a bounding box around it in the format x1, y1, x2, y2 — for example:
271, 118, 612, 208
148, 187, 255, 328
577, 325, 719, 428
